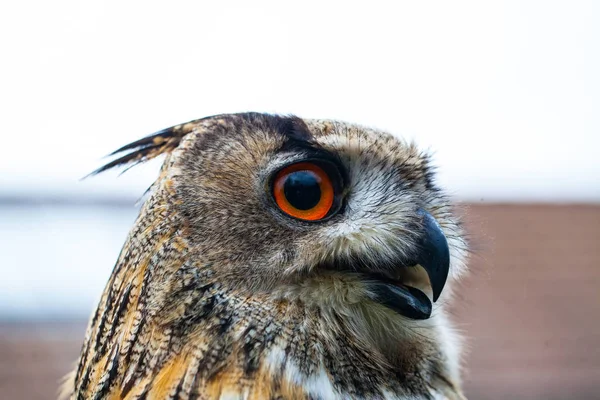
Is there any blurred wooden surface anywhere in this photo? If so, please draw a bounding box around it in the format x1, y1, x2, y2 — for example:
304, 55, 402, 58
454, 204, 600, 399
1, 204, 599, 399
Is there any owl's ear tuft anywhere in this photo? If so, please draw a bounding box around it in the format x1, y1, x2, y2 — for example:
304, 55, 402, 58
87, 120, 201, 177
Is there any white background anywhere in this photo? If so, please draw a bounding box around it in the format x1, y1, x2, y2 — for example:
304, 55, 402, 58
1, 0, 598, 201
0, 1, 598, 317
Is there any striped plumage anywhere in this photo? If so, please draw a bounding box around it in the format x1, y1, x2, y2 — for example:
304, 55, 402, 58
63, 113, 468, 399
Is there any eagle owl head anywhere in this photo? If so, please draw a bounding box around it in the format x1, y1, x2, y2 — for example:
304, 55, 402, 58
67, 113, 468, 399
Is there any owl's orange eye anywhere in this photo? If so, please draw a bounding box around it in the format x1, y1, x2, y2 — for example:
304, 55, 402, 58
273, 162, 336, 221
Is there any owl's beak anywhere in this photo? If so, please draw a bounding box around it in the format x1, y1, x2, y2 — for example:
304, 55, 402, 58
366, 210, 450, 320
414, 209, 450, 303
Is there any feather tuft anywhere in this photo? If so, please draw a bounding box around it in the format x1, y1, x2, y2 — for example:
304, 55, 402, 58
87, 119, 205, 177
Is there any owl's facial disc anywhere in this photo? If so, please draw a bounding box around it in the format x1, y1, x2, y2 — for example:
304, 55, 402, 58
267, 153, 449, 320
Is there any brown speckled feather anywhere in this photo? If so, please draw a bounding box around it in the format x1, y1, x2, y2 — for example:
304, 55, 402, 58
64, 113, 468, 400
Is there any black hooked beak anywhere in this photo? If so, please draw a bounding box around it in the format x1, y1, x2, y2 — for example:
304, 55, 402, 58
367, 209, 450, 320
415, 209, 450, 302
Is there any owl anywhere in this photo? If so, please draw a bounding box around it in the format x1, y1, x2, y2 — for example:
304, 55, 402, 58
62, 113, 469, 399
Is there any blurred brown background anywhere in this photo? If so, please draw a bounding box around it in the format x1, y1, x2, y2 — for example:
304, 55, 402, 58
1, 203, 598, 399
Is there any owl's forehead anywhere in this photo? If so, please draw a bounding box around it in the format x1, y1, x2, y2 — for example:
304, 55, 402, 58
303, 119, 431, 192
305, 119, 422, 165
178, 114, 431, 189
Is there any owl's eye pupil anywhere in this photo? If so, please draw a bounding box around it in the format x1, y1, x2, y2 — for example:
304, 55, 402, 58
283, 171, 322, 211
